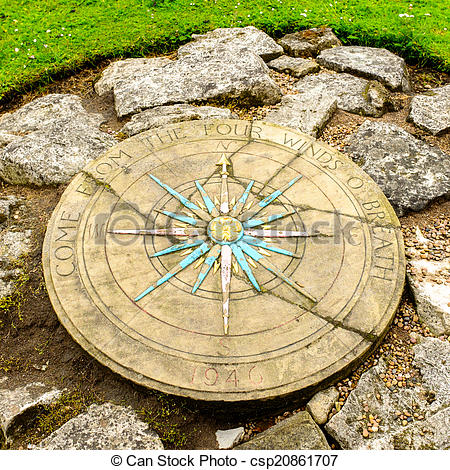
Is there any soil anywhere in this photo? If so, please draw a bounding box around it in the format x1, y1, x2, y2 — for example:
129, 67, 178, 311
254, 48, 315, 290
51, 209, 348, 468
0, 53, 448, 450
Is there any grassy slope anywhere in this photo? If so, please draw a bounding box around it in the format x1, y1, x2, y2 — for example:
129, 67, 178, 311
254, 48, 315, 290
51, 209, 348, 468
0, 0, 448, 101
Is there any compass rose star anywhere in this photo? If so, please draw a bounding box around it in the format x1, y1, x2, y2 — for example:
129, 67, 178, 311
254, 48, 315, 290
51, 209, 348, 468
109, 155, 318, 335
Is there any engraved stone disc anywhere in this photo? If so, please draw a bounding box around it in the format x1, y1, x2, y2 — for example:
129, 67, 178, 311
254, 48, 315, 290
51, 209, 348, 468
43, 120, 405, 401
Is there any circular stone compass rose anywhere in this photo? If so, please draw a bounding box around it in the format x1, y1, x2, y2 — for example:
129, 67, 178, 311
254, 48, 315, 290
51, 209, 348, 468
114, 154, 316, 335
43, 120, 405, 401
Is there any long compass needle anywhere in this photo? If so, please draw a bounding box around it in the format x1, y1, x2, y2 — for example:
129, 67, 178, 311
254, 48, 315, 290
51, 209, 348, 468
192, 244, 221, 293
243, 229, 331, 238
258, 175, 302, 209
134, 242, 211, 301
231, 244, 260, 291
231, 180, 254, 217
243, 235, 301, 258
221, 245, 232, 335
150, 240, 204, 258
195, 181, 219, 217
243, 211, 295, 228
155, 210, 199, 226
109, 228, 202, 237
217, 154, 231, 214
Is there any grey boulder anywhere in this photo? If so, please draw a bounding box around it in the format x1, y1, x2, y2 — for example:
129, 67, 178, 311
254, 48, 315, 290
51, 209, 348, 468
177, 26, 283, 61
96, 48, 282, 117
0, 94, 116, 186
326, 337, 450, 449
267, 55, 320, 78
38, 403, 164, 450
121, 104, 236, 136
294, 73, 392, 117
236, 411, 330, 450
408, 84, 450, 135
216, 427, 245, 449
317, 46, 411, 92
265, 92, 336, 137
278, 27, 341, 58
347, 121, 450, 216
0, 230, 32, 268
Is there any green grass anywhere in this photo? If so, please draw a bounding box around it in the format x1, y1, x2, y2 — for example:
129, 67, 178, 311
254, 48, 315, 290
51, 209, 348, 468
0, 0, 448, 102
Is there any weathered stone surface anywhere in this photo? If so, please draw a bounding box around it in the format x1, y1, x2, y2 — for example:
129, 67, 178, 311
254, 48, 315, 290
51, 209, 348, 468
43, 120, 405, 401
121, 104, 236, 136
317, 46, 411, 92
216, 427, 245, 449
38, 403, 164, 450
0, 94, 103, 132
326, 337, 450, 449
294, 73, 392, 117
0, 230, 31, 299
347, 121, 450, 216
96, 48, 282, 117
178, 26, 283, 62
267, 56, 319, 78
408, 258, 450, 336
408, 85, 450, 135
0, 130, 20, 148
278, 27, 341, 58
0, 268, 21, 299
0, 383, 62, 442
413, 337, 450, 407
236, 411, 330, 450
306, 386, 340, 425
0, 94, 116, 185
265, 92, 336, 137
0, 196, 18, 224
0, 230, 32, 268
94, 58, 172, 96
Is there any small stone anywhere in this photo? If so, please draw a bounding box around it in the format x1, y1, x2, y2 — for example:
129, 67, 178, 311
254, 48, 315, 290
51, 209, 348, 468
215, 427, 245, 449
408, 84, 450, 135
0, 230, 32, 268
306, 387, 340, 425
0, 383, 62, 443
236, 411, 330, 450
265, 92, 336, 137
177, 26, 283, 62
278, 27, 341, 58
362, 429, 369, 438
267, 56, 320, 78
407, 259, 450, 336
0, 196, 18, 224
294, 73, 392, 117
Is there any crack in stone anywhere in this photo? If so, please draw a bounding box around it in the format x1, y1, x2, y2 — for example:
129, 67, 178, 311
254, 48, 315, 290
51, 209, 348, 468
81, 171, 148, 220
255, 138, 316, 195
262, 287, 379, 343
